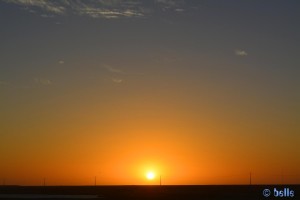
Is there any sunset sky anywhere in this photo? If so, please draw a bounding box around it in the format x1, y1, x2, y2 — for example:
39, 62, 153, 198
0, 0, 299, 186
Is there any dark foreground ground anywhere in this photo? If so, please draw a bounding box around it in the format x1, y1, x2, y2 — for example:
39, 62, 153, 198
0, 185, 299, 200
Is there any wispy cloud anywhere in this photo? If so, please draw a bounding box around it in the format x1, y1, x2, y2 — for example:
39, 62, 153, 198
58, 60, 65, 64
103, 64, 123, 74
155, 0, 185, 11
4, 0, 189, 19
6, 0, 66, 14
235, 49, 248, 56
76, 7, 144, 19
40, 14, 55, 18
175, 8, 185, 12
156, 0, 177, 7
102, 63, 144, 83
102, 64, 125, 83
0, 79, 53, 89
112, 77, 123, 84
34, 78, 52, 86
5, 0, 145, 19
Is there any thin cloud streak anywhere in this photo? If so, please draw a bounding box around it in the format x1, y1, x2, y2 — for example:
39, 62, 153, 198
103, 64, 124, 84
156, 0, 177, 7
112, 77, 123, 84
4, 0, 145, 19
77, 8, 144, 19
235, 49, 248, 56
34, 78, 52, 86
6, 0, 66, 14
103, 64, 123, 74
4, 0, 189, 19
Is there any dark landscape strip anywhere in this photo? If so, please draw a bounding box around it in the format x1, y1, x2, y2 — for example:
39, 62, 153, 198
0, 194, 101, 199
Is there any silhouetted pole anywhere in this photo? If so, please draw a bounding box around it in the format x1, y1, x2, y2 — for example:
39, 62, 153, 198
43, 178, 46, 186
3, 178, 5, 186
281, 169, 284, 185
250, 172, 252, 185
160, 175, 161, 186
95, 176, 97, 186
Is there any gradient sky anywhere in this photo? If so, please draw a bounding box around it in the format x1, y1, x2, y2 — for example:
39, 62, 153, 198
0, 0, 299, 186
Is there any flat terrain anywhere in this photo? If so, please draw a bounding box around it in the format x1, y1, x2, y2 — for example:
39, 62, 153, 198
0, 185, 299, 199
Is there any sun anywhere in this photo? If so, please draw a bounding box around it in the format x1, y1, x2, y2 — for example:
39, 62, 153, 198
146, 171, 155, 180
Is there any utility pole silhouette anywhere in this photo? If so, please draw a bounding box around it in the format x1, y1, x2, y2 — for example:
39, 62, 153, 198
160, 175, 161, 186
94, 176, 97, 186
43, 178, 46, 186
281, 169, 284, 185
249, 172, 252, 185
3, 178, 5, 186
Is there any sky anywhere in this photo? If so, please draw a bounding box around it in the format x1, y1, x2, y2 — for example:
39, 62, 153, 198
0, 0, 299, 186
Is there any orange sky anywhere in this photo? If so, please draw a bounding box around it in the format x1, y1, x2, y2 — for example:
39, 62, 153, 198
1, 91, 299, 185
1, 0, 300, 186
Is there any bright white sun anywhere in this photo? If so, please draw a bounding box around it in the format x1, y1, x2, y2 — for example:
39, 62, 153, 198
146, 171, 155, 180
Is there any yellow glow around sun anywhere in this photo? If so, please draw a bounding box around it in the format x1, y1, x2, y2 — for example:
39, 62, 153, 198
146, 171, 155, 180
